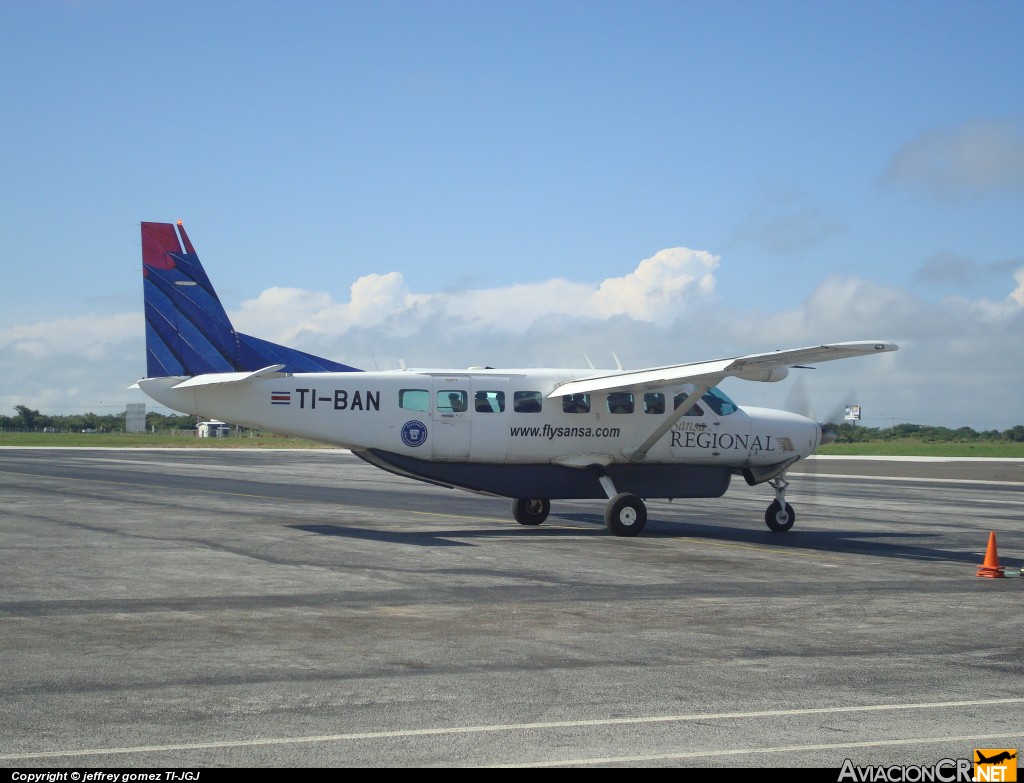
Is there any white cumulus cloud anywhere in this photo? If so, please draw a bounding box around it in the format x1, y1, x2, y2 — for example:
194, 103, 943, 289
590, 248, 718, 321
232, 247, 720, 342
1010, 267, 1024, 308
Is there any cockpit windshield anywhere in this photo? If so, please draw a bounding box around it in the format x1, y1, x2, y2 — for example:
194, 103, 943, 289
674, 384, 738, 416
701, 386, 738, 416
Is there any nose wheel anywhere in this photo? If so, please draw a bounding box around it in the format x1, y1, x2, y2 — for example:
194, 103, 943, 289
764, 476, 795, 532
764, 499, 795, 532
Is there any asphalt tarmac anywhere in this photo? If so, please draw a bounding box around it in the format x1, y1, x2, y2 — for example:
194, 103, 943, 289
1, 448, 1022, 768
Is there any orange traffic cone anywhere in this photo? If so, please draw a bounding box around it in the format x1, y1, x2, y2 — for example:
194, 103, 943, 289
977, 531, 1005, 578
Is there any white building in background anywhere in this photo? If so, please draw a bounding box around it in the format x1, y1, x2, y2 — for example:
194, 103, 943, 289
197, 420, 230, 438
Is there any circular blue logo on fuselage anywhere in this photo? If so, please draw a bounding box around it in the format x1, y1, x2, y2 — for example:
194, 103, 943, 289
401, 420, 428, 447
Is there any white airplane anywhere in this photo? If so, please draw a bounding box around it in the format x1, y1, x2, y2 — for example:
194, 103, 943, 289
135, 221, 898, 537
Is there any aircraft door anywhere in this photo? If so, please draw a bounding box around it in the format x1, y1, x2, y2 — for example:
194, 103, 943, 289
469, 378, 510, 463
431, 378, 472, 460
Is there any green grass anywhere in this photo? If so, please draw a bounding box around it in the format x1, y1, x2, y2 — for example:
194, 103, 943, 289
818, 440, 1024, 458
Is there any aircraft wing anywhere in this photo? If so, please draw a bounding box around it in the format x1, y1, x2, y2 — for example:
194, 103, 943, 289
548, 341, 898, 397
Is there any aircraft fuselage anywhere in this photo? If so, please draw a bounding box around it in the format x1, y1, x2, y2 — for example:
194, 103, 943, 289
138, 367, 820, 500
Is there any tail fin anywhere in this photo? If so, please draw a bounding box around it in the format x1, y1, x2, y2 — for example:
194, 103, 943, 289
141, 221, 360, 377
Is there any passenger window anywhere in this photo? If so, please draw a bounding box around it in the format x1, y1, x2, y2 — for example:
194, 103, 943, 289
513, 391, 543, 413
607, 392, 634, 414
399, 389, 429, 411
643, 393, 665, 414
562, 393, 590, 414
673, 392, 704, 417
474, 391, 506, 413
437, 390, 468, 413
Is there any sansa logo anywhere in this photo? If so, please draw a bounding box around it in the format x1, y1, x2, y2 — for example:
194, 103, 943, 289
974, 749, 1017, 782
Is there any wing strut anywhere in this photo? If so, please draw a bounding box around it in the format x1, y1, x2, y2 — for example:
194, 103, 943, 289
623, 385, 709, 463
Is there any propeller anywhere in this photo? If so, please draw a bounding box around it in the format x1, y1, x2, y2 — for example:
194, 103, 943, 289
783, 374, 812, 419
781, 374, 845, 509
818, 397, 853, 445
783, 374, 854, 445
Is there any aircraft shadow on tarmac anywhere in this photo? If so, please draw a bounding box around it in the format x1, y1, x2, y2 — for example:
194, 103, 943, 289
289, 513, 998, 567
288, 522, 607, 547
554, 512, 1000, 566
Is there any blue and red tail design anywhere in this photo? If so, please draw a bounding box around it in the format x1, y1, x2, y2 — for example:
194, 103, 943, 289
141, 221, 361, 378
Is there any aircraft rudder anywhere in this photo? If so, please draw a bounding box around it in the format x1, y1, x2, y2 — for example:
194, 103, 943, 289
140, 220, 362, 377
141, 220, 238, 377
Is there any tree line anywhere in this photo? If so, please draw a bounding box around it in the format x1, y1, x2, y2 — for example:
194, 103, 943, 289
2, 405, 197, 433
827, 422, 1024, 443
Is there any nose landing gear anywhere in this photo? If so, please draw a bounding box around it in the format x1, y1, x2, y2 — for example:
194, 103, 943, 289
764, 475, 796, 532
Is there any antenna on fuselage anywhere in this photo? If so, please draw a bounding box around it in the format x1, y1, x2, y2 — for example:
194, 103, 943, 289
583, 353, 596, 370
612, 351, 624, 371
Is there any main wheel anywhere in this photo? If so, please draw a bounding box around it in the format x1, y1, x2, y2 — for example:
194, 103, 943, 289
604, 493, 647, 537
512, 498, 550, 526
764, 499, 795, 532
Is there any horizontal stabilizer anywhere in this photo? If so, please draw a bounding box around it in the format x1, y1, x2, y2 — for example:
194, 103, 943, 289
172, 364, 286, 389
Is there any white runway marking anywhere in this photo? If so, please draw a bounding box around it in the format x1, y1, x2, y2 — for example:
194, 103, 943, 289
3, 697, 1021, 761
500, 732, 1024, 767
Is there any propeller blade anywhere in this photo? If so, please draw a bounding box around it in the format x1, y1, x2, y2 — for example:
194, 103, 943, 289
784, 376, 812, 418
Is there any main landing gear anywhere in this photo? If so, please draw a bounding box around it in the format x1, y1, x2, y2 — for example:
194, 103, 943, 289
512, 469, 648, 537
511, 498, 550, 526
603, 492, 647, 537
512, 493, 648, 537
764, 475, 795, 532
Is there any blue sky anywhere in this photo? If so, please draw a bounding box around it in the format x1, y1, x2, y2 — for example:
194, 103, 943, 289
1, 1, 1022, 429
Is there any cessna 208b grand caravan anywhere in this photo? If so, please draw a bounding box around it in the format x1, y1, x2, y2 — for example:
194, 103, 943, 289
135, 221, 897, 537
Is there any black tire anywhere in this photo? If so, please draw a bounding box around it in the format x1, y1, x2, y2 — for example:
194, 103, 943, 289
764, 499, 795, 532
604, 493, 647, 537
512, 498, 550, 526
